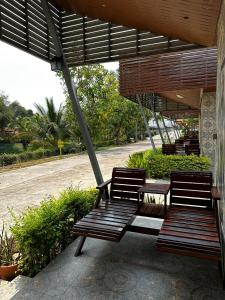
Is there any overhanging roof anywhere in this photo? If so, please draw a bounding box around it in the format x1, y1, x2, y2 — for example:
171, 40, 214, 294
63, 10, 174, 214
0, 1, 202, 67
129, 93, 199, 116
52, 0, 221, 47
120, 48, 217, 109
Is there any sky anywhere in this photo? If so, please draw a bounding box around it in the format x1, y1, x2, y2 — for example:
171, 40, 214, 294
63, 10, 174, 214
0, 41, 118, 111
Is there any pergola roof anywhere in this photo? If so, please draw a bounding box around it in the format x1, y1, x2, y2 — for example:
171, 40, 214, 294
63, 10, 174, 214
52, 0, 221, 47
129, 93, 199, 117
120, 48, 217, 110
0, 1, 206, 67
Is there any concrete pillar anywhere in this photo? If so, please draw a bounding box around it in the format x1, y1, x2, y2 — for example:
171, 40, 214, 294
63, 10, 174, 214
215, 0, 225, 281
200, 92, 217, 172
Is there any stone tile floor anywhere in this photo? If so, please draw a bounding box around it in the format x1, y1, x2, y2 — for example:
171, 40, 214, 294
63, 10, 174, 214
12, 218, 225, 300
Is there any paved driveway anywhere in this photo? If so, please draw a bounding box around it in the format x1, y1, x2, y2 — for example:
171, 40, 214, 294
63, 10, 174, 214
0, 139, 162, 226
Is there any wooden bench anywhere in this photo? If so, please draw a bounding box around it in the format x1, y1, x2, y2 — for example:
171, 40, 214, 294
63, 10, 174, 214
162, 144, 176, 155
157, 171, 221, 261
73, 167, 146, 255
185, 144, 200, 156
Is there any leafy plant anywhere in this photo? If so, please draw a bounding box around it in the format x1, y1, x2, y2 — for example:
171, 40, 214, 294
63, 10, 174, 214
127, 148, 211, 179
0, 223, 19, 266
10, 188, 98, 277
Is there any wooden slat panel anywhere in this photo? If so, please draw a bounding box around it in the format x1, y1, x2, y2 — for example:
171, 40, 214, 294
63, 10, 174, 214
171, 173, 212, 184
88, 211, 131, 220
91, 208, 133, 217
169, 206, 213, 215
162, 225, 218, 237
160, 229, 219, 242
170, 197, 212, 207
158, 233, 220, 248
172, 182, 211, 191
111, 190, 139, 200
113, 178, 144, 185
171, 189, 211, 198
81, 217, 126, 228
85, 214, 128, 224
120, 48, 217, 96
111, 184, 141, 192
76, 220, 124, 232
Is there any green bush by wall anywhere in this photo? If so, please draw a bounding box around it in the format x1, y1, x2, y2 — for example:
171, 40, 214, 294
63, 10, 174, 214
10, 188, 98, 277
127, 148, 211, 179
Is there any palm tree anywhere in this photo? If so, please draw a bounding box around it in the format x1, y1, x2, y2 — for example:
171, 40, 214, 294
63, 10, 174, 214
34, 97, 68, 147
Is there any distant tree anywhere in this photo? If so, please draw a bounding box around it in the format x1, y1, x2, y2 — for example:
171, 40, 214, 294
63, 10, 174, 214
34, 97, 68, 147
9, 101, 33, 119
0, 92, 12, 131
59, 65, 151, 146
14, 117, 34, 150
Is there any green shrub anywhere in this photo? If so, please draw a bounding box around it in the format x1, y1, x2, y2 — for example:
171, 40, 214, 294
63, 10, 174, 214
0, 153, 18, 166
127, 148, 211, 179
0, 148, 59, 167
0, 143, 23, 154
10, 188, 98, 277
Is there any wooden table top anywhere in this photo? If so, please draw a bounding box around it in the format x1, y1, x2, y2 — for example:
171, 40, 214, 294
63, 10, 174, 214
138, 183, 170, 195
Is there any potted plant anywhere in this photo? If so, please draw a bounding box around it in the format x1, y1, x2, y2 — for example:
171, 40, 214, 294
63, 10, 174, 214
0, 224, 19, 280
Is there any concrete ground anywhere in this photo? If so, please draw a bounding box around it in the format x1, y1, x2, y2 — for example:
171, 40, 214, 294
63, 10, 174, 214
0, 139, 162, 227
12, 218, 224, 300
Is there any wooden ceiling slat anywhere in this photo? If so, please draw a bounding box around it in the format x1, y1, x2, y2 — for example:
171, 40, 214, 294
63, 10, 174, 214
0, 0, 217, 67
120, 48, 217, 96
51, 0, 221, 47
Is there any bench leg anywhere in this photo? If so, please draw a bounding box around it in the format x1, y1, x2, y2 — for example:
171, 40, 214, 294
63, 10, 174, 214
74, 236, 86, 257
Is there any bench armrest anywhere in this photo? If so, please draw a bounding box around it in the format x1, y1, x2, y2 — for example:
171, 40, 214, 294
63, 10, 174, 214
96, 179, 112, 190
211, 186, 221, 201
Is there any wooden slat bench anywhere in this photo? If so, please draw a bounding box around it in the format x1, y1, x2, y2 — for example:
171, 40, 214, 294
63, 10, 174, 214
162, 144, 176, 155
157, 171, 221, 261
74, 199, 138, 242
73, 167, 146, 255
185, 144, 200, 156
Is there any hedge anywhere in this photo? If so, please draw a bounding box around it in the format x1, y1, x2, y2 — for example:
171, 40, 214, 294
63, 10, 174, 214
0, 145, 87, 167
10, 188, 98, 277
127, 148, 211, 179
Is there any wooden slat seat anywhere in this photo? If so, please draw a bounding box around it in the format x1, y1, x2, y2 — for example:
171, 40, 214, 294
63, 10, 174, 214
157, 171, 221, 261
73, 167, 146, 254
157, 206, 221, 260
73, 199, 137, 242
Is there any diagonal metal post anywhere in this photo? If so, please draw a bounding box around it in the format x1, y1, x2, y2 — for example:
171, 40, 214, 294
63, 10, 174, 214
160, 113, 171, 144
171, 119, 178, 140
41, 0, 103, 185
137, 95, 156, 152
152, 110, 165, 144
150, 94, 165, 144
173, 119, 179, 139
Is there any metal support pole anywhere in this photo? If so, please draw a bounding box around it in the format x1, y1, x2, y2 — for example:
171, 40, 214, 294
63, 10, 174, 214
152, 110, 165, 144
173, 120, 180, 139
137, 96, 156, 151
171, 119, 178, 140
160, 113, 171, 144
41, 0, 103, 185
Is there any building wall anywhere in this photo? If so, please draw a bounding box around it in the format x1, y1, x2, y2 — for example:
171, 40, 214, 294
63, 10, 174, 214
200, 93, 216, 171
216, 0, 225, 257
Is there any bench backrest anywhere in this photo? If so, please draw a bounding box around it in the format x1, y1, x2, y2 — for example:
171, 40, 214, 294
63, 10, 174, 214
162, 144, 176, 155
170, 171, 213, 208
110, 167, 146, 202
185, 144, 200, 156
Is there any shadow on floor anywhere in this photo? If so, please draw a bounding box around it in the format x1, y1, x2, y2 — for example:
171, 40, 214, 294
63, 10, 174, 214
12, 218, 224, 300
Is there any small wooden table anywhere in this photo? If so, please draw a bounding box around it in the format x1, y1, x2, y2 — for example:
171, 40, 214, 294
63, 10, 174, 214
138, 183, 170, 218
